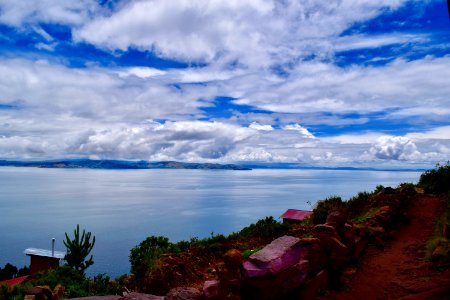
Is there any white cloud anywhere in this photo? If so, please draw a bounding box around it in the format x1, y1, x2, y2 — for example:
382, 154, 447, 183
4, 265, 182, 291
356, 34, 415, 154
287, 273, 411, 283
74, 0, 408, 66
0, 0, 100, 26
229, 56, 450, 115
282, 124, 315, 139
0, 0, 448, 168
369, 136, 421, 160
249, 122, 274, 131
335, 33, 428, 51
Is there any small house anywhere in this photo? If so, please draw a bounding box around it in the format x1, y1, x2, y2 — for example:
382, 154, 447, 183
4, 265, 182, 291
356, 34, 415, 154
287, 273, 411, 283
281, 209, 313, 224
24, 247, 65, 276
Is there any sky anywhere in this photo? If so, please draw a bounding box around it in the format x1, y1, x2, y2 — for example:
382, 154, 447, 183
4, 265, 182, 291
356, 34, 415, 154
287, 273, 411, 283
0, 0, 449, 168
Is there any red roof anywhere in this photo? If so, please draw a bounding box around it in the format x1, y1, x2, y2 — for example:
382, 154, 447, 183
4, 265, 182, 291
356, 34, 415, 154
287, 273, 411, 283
0, 276, 29, 287
281, 209, 313, 220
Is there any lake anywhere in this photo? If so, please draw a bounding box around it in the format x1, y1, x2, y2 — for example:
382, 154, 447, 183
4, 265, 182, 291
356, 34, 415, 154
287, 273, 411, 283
0, 167, 421, 278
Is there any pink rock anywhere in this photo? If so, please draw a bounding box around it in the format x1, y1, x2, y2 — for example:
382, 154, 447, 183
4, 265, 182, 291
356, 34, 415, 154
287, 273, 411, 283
248, 236, 302, 274
203, 281, 219, 299
242, 260, 269, 277
275, 260, 309, 289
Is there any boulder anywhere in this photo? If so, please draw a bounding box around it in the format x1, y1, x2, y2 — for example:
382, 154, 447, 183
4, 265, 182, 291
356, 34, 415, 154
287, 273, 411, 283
298, 238, 327, 275
242, 261, 310, 300
25, 286, 53, 300
353, 236, 368, 259
298, 269, 329, 299
121, 292, 164, 300
52, 284, 65, 300
274, 260, 309, 290
313, 224, 342, 250
326, 211, 347, 230
243, 236, 302, 277
223, 249, 242, 270
328, 237, 351, 268
166, 287, 202, 300
339, 223, 356, 253
203, 281, 219, 299
242, 236, 314, 299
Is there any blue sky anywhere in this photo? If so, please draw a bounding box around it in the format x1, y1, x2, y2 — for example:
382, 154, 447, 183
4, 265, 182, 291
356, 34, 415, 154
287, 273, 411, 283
0, 0, 449, 168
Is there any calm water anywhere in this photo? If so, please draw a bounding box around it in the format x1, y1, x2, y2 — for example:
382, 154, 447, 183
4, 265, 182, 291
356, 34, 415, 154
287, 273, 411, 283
0, 167, 421, 277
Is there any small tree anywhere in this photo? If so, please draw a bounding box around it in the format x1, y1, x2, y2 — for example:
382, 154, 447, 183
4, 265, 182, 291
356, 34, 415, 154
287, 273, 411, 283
64, 224, 96, 274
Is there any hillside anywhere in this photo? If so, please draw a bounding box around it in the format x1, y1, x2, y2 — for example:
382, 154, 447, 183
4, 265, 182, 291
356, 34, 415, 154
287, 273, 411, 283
0, 159, 250, 170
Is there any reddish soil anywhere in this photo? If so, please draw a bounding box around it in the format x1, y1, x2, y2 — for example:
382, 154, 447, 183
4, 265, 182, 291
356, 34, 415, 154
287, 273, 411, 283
323, 195, 450, 300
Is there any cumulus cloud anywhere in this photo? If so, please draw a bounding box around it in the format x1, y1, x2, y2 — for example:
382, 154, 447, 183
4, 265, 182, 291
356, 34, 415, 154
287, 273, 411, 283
369, 136, 421, 160
74, 0, 407, 65
283, 124, 315, 139
0, 0, 100, 26
249, 122, 274, 131
0, 0, 448, 168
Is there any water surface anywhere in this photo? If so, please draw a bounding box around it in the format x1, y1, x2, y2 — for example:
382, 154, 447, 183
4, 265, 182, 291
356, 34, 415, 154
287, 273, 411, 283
0, 167, 420, 277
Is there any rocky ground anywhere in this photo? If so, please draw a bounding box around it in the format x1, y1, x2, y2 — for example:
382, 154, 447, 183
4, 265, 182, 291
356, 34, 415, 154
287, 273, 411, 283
324, 195, 450, 300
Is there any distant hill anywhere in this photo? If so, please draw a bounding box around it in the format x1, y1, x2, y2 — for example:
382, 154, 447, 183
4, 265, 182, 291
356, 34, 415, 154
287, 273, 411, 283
0, 159, 251, 170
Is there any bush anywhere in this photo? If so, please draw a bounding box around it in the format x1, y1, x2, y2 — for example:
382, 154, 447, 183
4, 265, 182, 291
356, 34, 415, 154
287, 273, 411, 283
129, 236, 170, 279
312, 196, 346, 224
30, 266, 87, 298
347, 192, 371, 219
419, 162, 450, 195
238, 216, 288, 238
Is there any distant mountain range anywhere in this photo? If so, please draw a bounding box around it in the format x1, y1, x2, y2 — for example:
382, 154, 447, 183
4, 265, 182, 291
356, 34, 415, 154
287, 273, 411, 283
0, 159, 251, 170
0, 159, 426, 172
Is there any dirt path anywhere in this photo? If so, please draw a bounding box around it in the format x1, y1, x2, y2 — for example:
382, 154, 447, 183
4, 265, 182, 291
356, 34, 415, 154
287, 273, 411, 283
324, 195, 450, 300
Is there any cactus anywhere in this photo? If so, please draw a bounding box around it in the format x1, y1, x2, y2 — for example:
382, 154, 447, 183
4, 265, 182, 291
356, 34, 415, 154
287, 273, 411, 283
63, 224, 96, 274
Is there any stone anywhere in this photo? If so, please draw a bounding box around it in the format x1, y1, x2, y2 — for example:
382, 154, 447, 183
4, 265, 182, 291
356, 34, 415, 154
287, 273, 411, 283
326, 211, 347, 230
24, 296, 36, 300
432, 245, 448, 262
25, 286, 53, 300
313, 224, 342, 250
372, 206, 393, 226
298, 238, 327, 275
353, 236, 368, 259
274, 260, 309, 290
52, 284, 65, 300
242, 260, 269, 278
120, 292, 164, 300
223, 249, 242, 270
165, 287, 202, 300
298, 269, 329, 300
203, 281, 219, 299
339, 223, 356, 253
246, 236, 302, 276
328, 237, 351, 267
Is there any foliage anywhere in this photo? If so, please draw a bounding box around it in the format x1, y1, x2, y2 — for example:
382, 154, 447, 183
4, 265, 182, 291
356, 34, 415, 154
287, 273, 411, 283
27, 266, 125, 298
129, 236, 170, 278
242, 247, 262, 259
347, 192, 371, 219
419, 162, 450, 195
63, 224, 96, 274
352, 207, 381, 223
30, 266, 86, 297
312, 196, 346, 224
0, 264, 29, 281
0, 282, 26, 300
238, 216, 288, 238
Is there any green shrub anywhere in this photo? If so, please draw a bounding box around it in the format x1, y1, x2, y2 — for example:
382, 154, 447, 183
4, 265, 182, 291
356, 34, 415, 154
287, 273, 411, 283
29, 266, 87, 298
129, 236, 170, 278
419, 162, 450, 195
64, 224, 96, 275
238, 216, 288, 238
347, 192, 371, 218
312, 196, 346, 224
